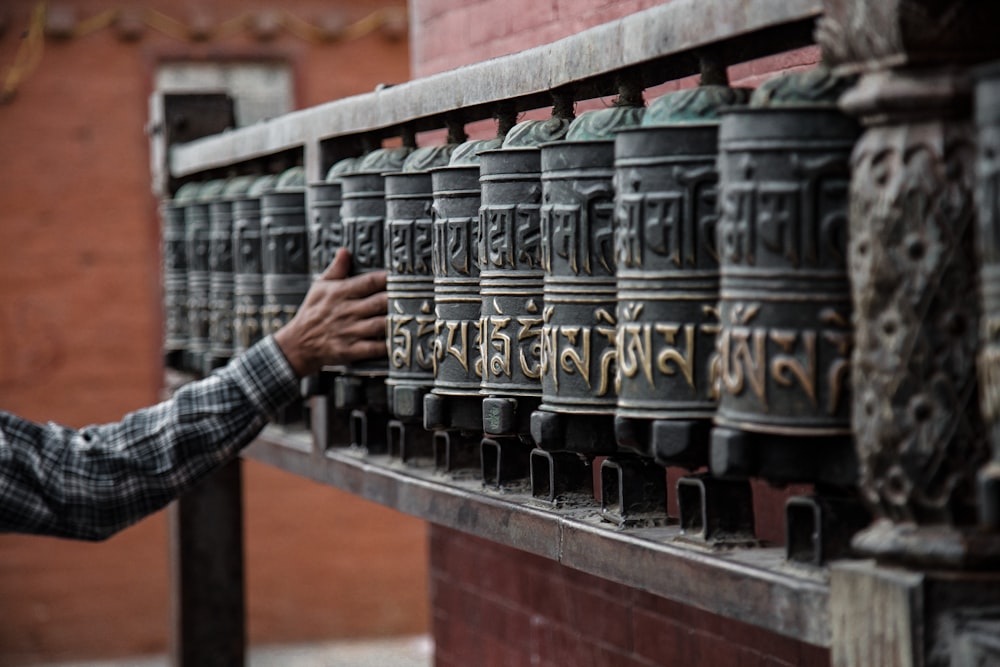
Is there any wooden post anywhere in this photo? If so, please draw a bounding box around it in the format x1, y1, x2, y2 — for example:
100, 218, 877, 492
169, 460, 245, 667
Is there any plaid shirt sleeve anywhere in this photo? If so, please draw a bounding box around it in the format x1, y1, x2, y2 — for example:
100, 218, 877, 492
0, 336, 299, 541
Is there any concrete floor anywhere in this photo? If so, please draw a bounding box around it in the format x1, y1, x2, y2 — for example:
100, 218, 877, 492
34, 636, 433, 667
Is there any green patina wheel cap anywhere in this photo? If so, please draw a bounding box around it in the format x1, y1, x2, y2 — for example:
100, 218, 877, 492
449, 138, 503, 165
172, 181, 203, 204
642, 86, 753, 126
325, 157, 359, 181
356, 146, 414, 173
275, 166, 306, 192
247, 174, 279, 198
565, 106, 645, 141
196, 178, 227, 203
750, 66, 854, 108
501, 118, 572, 148
221, 175, 258, 200
401, 144, 457, 172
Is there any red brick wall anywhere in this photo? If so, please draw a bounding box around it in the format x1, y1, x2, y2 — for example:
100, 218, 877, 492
0, 1, 425, 663
430, 527, 830, 667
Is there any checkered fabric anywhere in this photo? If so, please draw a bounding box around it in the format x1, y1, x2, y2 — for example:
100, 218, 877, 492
0, 336, 299, 540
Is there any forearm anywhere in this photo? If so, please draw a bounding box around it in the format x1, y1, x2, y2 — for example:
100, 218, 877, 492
0, 336, 299, 540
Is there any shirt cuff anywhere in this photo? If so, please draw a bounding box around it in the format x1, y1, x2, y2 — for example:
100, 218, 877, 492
226, 335, 301, 417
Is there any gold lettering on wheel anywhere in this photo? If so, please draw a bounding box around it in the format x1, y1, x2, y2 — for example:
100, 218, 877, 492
415, 301, 436, 371
821, 307, 852, 416
518, 299, 543, 380
769, 329, 817, 408
720, 303, 767, 410
390, 302, 412, 370
445, 321, 470, 373
595, 308, 617, 397
656, 324, 695, 390
487, 299, 512, 379
619, 302, 654, 389
559, 327, 591, 388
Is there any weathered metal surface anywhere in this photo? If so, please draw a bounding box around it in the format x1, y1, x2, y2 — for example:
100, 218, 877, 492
425, 162, 484, 433
529, 449, 594, 507
208, 176, 255, 367
385, 166, 438, 419
384, 146, 456, 460
786, 494, 870, 566
232, 174, 277, 356
186, 179, 226, 371
478, 119, 572, 438
163, 182, 201, 359
243, 425, 832, 646
260, 167, 309, 338
478, 151, 544, 432
307, 157, 357, 280
613, 86, 748, 467
599, 456, 668, 528
677, 474, 756, 547
531, 108, 642, 453
712, 69, 859, 485
171, 0, 822, 177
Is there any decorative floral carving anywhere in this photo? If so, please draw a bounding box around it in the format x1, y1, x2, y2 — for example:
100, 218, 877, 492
849, 116, 987, 525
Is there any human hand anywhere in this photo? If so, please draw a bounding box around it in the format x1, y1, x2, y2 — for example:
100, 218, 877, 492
274, 248, 388, 376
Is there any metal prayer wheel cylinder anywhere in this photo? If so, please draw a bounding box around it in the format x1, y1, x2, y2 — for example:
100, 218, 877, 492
232, 174, 277, 356
339, 169, 391, 379
613, 124, 720, 465
478, 147, 546, 437
260, 167, 310, 338
611, 85, 750, 468
385, 170, 436, 424
163, 182, 200, 362
425, 164, 484, 433
208, 175, 255, 367
187, 179, 226, 370
530, 140, 620, 453
308, 158, 357, 281
712, 100, 859, 484
331, 148, 412, 449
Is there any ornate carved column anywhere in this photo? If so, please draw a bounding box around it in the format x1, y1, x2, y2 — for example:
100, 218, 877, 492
818, 0, 1000, 569
818, 2, 1000, 665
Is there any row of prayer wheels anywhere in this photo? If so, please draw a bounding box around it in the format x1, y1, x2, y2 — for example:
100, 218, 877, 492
162, 65, 861, 487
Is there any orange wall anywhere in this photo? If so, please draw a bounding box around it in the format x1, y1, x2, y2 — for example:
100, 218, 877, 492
0, 1, 426, 664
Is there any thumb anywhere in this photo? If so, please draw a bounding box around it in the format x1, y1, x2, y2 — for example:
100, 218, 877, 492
321, 247, 352, 281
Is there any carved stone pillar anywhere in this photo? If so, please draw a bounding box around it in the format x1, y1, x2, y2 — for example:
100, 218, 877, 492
818, 0, 1000, 569
817, 4, 1000, 665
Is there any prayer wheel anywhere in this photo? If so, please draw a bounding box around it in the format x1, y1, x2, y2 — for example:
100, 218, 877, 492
187, 179, 226, 372
612, 86, 749, 467
385, 146, 456, 446
333, 147, 413, 449
530, 106, 643, 454
163, 181, 200, 366
478, 119, 570, 438
208, 175, 256, 367
232, 174, 278, 356
308, 158, 357, 280
424, 151, 484, 433
712, 68, 859, 484
260, 166, 309, 338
